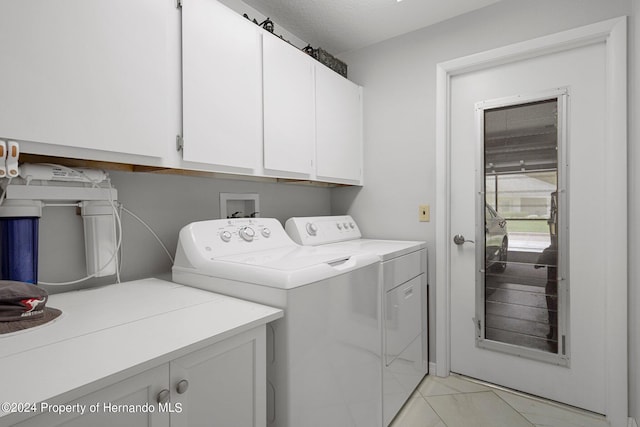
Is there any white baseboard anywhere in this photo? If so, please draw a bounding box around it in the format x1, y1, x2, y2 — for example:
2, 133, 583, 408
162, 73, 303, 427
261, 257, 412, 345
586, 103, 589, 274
428, 362, 437, 375
629, 417, 638, 427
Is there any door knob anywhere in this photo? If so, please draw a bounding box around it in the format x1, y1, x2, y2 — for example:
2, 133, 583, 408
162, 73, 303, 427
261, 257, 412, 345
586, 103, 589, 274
453, 234, 474, 245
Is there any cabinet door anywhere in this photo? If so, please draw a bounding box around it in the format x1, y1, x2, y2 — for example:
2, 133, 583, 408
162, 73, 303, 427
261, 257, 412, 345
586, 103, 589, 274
0, 0, 172, 158
14, 365, 169, 427
182, 0, 261, 170
315, 65, 363, 183
263, 34, 315, 175
170, 327, 266, 427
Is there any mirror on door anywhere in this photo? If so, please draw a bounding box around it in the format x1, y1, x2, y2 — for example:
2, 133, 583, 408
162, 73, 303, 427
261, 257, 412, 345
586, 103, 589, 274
482, 98, 562, 356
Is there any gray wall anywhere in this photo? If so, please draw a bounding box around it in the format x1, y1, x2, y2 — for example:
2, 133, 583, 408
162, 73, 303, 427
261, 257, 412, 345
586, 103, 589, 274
332, 0, 639, 419
37, 171, 331, 291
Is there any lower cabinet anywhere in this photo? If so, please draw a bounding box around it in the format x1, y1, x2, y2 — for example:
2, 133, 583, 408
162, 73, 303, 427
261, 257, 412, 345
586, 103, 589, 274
13, 327, 266, 427
170, 327, 266, 427
13, 365, 169, 427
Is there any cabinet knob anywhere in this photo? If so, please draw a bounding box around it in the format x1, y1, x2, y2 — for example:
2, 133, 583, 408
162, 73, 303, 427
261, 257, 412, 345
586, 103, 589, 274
176, 379, 190, 394
157, 389, 170, 404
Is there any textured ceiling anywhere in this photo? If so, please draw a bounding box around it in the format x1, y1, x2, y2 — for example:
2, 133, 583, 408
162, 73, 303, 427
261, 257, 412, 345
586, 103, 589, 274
239, 0, 502, 55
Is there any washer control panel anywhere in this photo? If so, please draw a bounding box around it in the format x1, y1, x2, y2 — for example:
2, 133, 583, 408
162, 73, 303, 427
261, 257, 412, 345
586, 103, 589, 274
285, 215, 361, 246
179, 218, 292, 259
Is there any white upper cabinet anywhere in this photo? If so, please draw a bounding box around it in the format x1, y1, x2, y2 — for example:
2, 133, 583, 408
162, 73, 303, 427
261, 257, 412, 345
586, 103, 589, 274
0, 0, 173, 158
0, 0, 363, 185
262, 34, 315, 176
315, 64, 363, 184
182, 0, 262, 170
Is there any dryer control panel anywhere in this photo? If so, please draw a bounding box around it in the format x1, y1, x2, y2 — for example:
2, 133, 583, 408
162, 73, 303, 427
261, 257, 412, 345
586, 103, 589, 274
285, 215, 362, 246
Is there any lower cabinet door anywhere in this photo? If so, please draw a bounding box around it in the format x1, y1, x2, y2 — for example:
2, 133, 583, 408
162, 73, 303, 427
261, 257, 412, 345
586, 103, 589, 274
10, 326, 267, 427
14, 365, 169, 427
170, 327, 267, 427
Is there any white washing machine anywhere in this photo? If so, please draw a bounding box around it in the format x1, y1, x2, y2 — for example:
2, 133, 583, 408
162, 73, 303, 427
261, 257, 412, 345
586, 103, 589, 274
172, 218, 382, 427
285, 215, 428, 426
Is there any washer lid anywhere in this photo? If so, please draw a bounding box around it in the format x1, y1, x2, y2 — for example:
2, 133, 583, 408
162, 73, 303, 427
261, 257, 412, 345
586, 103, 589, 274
216, 245, 354, 268
174, 246, 378, 289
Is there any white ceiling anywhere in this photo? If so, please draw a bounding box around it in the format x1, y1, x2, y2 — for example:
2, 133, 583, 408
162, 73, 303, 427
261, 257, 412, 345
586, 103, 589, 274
240, 0, 502, 55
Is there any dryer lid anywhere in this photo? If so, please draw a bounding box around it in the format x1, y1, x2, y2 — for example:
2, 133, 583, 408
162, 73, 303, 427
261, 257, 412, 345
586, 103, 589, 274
322, 239, 426, 261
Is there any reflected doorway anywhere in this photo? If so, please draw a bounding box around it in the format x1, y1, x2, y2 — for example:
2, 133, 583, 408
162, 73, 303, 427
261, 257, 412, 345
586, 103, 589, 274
481, 98, 564, 358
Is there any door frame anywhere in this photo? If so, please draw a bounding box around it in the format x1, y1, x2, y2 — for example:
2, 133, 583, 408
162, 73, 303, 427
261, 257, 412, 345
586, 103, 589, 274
435, 17, 627, 426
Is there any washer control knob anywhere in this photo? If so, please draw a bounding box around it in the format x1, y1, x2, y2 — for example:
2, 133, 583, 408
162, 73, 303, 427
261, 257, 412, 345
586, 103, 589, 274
261, 227, 271, 238
343, 222, 349, 229
306, 223, 318, 236
220, 231, 232, 242
349, 222, 355, 229
239, 226, 255, 242
337, 223, 343, 230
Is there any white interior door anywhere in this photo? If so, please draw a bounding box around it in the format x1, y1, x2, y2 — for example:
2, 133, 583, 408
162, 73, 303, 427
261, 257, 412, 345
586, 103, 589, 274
449, 42, 610, 413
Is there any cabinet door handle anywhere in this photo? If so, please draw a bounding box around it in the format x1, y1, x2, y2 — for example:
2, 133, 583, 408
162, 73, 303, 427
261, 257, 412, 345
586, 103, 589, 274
157, 389, 170, 404
176, 379, 190, 394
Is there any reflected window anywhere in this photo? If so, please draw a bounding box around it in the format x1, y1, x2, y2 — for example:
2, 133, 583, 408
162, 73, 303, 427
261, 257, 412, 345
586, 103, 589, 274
481, 98, 563, 357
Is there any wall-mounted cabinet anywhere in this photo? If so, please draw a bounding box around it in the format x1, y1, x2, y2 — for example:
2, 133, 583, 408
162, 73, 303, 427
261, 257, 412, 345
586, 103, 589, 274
263, 34, 315, 176
0, 0, 363, 186
315, 64, 363, 184
182, 0, 262, 171
0, 0, 174, 159
180, 0, 363, 185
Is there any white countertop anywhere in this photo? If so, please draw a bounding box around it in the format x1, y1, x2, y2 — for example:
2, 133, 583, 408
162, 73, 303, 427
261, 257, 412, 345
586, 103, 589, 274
0, 278, 282, 423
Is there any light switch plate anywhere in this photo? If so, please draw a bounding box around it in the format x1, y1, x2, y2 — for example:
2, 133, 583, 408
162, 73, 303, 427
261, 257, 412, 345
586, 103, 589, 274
419, 205, 430, 222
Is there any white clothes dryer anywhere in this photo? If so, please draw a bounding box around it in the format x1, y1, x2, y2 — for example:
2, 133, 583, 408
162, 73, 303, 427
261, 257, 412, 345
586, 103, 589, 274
172, 218, 382, 427
285, 215, 428, 426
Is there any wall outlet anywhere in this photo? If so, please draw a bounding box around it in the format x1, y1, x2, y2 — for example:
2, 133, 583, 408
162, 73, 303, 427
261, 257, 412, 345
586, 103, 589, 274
419, 204, 430, 222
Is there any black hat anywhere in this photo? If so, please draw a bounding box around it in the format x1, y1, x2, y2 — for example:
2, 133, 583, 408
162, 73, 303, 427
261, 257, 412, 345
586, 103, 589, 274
0, 281, 62, 334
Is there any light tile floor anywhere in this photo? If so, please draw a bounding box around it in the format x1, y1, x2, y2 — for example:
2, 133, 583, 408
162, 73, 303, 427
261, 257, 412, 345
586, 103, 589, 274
391, 374, 609, 427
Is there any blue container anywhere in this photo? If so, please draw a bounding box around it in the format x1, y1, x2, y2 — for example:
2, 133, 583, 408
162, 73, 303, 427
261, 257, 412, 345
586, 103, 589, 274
0, 218, 39, 284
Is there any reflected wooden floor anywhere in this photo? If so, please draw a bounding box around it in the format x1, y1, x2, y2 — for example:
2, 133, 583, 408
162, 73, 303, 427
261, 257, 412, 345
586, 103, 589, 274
485, 252, 557, 353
